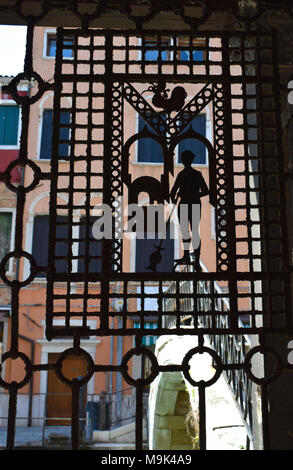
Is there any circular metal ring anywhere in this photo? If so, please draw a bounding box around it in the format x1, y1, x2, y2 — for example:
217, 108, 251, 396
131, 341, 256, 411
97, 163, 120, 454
8, 72, 47, 105
121, 346, 158, 387
244, 345, 282, 385
55, 347, 94, 387
0, 351, 32, 390
182, 346, 222, 387
0, 250, 37, 287
3, 158, 42, 194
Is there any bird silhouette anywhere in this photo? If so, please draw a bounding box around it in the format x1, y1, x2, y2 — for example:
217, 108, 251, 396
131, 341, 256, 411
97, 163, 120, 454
146, 242, 165, 272
143, 80, 187, 114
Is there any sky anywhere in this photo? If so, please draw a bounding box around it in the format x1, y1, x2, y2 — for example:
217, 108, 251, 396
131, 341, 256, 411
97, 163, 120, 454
0, 26, 27, 76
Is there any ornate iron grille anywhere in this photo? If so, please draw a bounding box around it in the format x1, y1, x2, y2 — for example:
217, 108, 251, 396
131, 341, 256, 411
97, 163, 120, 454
0, 2, 292, 453
46, 28, 290, 336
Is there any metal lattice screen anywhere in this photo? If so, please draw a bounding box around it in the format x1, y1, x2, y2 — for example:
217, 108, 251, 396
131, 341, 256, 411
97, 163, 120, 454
46, 29, 290, 335
0, 1, 292, 453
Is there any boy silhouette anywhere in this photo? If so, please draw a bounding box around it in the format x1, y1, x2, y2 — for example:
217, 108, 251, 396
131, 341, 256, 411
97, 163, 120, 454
170, 150, 209, 271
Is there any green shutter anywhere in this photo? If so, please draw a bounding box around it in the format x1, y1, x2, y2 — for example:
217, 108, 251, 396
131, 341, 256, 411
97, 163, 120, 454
0, 212, 12, 262
0, 106, 19, 145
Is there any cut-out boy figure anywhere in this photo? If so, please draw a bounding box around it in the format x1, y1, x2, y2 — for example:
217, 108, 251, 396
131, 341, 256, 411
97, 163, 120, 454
170, 150, 209, 271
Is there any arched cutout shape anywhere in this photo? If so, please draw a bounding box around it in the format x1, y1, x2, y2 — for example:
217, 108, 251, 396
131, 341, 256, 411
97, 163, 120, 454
128, 176, 165, 204
122, 125, 170, 185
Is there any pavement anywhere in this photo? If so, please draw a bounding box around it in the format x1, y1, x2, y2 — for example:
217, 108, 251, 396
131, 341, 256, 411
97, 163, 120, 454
0, 426, 72, 448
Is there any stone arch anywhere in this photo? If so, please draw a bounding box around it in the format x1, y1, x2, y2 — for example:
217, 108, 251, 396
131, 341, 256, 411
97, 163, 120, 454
148, 335, 200, 450
149, 370, 194, 450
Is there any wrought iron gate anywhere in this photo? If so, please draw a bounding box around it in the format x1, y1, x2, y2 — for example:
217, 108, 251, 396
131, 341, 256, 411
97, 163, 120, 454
0, 1, 293, 452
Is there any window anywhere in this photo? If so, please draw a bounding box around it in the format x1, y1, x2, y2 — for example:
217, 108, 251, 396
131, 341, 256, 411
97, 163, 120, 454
32, 215, 102, 277
0, 309, 9, 356
0, 212, 13, 263
78, 217, 102, 273
177, 37, 205, 61
137, 114, 164, 163
46, 33, 74, 58
39, 109, 70, 159
178, 114, 207, 165
32, 215, 69, 276
0, 105, 19, 146
133, 322, 158, 346
135, 227, 174, 272
144, 37, 170, 61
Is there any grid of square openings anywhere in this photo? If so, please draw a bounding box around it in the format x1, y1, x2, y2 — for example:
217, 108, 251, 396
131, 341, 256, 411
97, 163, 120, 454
50, 277, 275, 334
229, 35, 283, 274
58, 30, 223, 77
32, 215, 102, 277
104, 279, 232, 333
50, 32, 107, 280
111, 33, 223, 76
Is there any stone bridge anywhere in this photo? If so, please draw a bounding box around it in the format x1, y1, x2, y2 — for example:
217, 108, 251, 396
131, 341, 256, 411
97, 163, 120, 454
148, 332, 249, 451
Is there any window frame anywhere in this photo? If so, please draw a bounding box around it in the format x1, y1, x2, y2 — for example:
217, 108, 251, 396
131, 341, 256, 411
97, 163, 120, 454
28, 212, 79, 282
0, 101, 21, 149
133, 108, 211, 168
77, 216, 103, 274
144, 36, 172, 62
30, 214, 103, 280
37, 107, 71, 161
176, 36, 206, 62
31, 214, 72, 278
43, 29, 74, 60
0, 209, 16, 274
134, 112, 166, 165
137, 36, 174, 62
177, 111, 211, 168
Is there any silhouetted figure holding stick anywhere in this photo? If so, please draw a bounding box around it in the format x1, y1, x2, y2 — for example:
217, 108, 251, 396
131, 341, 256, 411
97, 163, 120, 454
170, 150, 209, 271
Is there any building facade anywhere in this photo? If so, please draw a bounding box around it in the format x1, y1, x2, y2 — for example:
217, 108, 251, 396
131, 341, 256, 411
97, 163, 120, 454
0, 26, 220, 433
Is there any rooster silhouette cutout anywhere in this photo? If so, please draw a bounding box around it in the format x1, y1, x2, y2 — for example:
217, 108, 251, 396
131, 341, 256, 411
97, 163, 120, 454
143, 80, 187, 114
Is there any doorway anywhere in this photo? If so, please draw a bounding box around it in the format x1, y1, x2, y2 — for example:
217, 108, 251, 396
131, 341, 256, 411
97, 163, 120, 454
46, 353, 87, 426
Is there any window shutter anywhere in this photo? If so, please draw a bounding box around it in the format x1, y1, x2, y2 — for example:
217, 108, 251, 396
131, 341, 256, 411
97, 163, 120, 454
178, 114, 206, 165
40, 110, 53, 159
55, 216, 69, 273
0, 106, 19, 145
78, 217, 102, 273
32, 216, 49, 275
137, 115, 164, 163
59, 111, 70, 157
32, 215, 68, 276
40, 110, 70, 159
0, 212, 12, 261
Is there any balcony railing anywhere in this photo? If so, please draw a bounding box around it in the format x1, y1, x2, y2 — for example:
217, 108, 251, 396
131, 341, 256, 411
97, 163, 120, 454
0, 387, 148, 447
